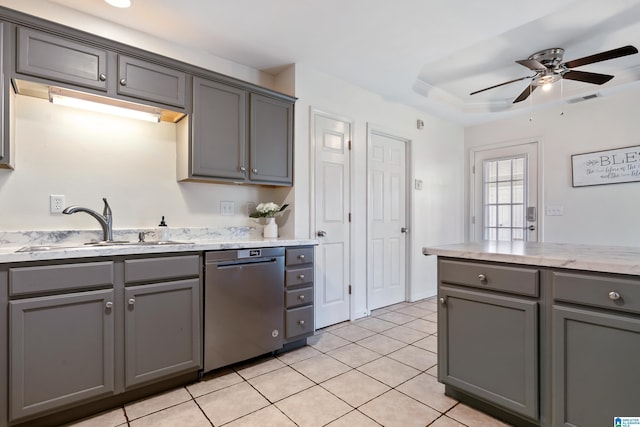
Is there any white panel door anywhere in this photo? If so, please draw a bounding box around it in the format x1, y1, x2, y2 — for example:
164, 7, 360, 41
368, 129, 407, 310
314, 112, 351, 328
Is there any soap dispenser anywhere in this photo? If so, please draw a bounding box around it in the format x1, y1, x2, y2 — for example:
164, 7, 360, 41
157, 216, 169, 241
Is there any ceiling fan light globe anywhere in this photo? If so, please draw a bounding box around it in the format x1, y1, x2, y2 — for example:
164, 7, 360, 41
105, 0, 131, 8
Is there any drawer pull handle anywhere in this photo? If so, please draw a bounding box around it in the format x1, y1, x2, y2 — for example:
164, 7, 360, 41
299, 295, 305, 300
105, 301, 113, 309
298, 274, 305, 279
299, 320, 305, 325
478, 274, 487, 282
439, 297, 446, 305
608, 291, 621, 301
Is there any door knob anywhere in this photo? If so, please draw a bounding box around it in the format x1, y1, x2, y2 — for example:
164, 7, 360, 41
528, 225, 536, 231
317, 230, 327, 237
401, 227, 409, 233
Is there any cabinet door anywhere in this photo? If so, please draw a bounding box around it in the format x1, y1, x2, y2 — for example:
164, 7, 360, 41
249, 94, 293, 185
191, 77, 247, 180
553, 305, 640, 427
439, 286, 538, 420
124, 279, 201, 388
16, 27, 108, 91
9, 289, 115, 421
117, 55, 186, 108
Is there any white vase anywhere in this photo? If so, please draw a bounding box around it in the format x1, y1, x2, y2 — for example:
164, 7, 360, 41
263, 217, 278, 239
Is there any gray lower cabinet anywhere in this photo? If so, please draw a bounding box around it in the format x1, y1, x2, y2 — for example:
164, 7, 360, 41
284, 246, 315, 342
178, 76, 294, 186
551, 271, 640, 427
438, 259, 540, 422
124, 279, 201, 388
9, 289, 115, 421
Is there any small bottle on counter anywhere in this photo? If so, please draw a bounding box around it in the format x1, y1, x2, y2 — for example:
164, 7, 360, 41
157, 216, 169, 241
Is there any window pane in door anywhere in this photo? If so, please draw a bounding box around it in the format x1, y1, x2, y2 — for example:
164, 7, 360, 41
482, 155, 527, 241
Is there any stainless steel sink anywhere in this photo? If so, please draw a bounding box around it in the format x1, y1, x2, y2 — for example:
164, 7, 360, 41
16, 241, 194, 252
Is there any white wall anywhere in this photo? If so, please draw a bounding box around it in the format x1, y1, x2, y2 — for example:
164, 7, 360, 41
293, 64, 465, 317
465, 89, 640, 246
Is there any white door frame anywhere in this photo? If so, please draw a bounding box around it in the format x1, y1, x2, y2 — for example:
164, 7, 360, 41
469, 138, 543, 242
366, 124, 412, 310
309, 107, 354, 321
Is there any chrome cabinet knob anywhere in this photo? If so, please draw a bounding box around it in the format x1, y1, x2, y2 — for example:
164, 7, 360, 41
608, 291, 621, 301
298, 274, 305, 279
439, 297, 446, 305
105, 301, 113, 309
299, 295, 305, 300
98, 73, 107, 81
252, 168, 258, 173
119, 78, 127, 86
478, 274, 487, 282
317, 230, 327, 237
239, 166, 246, 172
299, 320, 305, 325
299, 254, 305, 260
128, 298, 135, 305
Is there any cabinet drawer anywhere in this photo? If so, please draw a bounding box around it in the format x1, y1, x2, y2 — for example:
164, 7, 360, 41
285, 305, 314, 339
285, 267, 313, 287
552, 271, 640, 315
286, 247, 313, 266
9, 261, 114, 296
439, 259, 538, 297
286, 286, 313, 308
124, 255, 200, 284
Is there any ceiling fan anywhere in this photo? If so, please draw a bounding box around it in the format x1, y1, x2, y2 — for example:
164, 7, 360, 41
470, 45, 639, 103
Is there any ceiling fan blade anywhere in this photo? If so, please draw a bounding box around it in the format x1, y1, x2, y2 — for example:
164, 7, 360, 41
513, 84, 537, 103
563, 45, 638, 69
516, 59, 546, 71
563, 70, 614, 85
469, 76, 531, 96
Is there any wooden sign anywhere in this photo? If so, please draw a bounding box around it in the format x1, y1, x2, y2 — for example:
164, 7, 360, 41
571, 145, 640, 187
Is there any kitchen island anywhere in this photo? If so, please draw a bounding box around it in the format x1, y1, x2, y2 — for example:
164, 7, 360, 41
423, 242, 640, 427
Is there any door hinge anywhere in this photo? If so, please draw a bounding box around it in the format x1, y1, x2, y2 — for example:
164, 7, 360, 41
348, 213, 351, 223
348, 140, 352, 151
472, 165, 475, 174
348, 285, 352, 295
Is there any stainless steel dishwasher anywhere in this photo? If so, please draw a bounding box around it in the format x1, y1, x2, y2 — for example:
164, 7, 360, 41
204, 247, 284, 372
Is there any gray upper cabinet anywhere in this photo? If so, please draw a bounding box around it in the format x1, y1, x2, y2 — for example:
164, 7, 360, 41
14, 27, 187, 110
9, 289, 116, 421
189, 77, 247, 180
16, 27, 109, 91
117, 55, 186, 108
124, 278, 201, 388
178, 76, 294, 186
250, 94, 293, 185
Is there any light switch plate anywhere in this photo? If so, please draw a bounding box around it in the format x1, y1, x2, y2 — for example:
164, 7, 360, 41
220, 201, 234, 216
546, 206, 564, 216
415, 179, 423, 190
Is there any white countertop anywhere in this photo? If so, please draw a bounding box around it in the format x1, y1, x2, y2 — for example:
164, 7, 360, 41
422, 241, 640, 275
0, 238, 317, 263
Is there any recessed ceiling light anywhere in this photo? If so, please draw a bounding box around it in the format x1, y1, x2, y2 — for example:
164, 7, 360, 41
105, 0, 131, 8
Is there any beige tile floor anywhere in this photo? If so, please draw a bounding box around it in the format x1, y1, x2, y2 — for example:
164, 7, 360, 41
67, 297, 510, 427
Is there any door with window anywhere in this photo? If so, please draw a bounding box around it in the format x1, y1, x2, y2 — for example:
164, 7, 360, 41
472, 142, 538, 242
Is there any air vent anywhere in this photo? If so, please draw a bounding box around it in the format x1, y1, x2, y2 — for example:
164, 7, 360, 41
566, 93, 601, 104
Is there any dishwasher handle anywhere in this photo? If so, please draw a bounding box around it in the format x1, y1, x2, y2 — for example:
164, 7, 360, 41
213, 257, 280, 269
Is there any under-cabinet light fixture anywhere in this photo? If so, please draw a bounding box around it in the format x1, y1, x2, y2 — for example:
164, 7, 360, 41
105, 0, 131, 8
49, 86, 162, 123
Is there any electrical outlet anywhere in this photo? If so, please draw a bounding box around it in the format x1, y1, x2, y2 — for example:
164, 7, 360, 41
220, 201, 235, 216
50, 194, 65, 213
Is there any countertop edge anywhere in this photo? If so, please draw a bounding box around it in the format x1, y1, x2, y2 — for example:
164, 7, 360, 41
422, 242, 640, 276
0, 239, 319, 263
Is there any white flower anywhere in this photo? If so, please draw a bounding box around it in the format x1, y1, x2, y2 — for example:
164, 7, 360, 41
251, 202, 288, 218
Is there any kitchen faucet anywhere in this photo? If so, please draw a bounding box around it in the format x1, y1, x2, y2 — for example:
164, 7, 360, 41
63, 198, 113, 242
